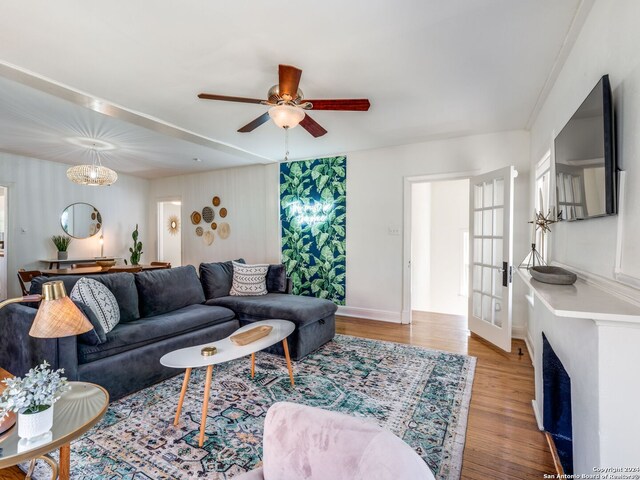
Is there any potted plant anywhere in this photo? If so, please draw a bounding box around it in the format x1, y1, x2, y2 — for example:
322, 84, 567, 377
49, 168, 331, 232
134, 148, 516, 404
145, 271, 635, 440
0, 361, 69, 440
51, 235, 72, 260
129, 224, 143, 266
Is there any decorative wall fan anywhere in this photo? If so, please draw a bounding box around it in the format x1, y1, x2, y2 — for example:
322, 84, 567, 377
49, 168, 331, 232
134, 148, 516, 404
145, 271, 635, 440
198, 64, 370, 138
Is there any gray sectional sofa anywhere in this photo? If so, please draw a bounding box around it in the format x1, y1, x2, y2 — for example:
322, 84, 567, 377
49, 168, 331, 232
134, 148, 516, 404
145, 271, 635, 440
0, 261, 336, 401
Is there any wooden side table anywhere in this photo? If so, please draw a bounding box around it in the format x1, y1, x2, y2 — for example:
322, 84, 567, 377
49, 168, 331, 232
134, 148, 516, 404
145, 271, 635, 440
0, 379, 108, 479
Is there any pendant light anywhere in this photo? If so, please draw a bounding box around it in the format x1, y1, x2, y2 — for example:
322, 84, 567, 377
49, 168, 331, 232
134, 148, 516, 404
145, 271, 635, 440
67, 146, 118, 186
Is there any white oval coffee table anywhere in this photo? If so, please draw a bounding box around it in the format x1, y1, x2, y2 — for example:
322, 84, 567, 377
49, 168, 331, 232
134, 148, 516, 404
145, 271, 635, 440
160, 319, 295, 447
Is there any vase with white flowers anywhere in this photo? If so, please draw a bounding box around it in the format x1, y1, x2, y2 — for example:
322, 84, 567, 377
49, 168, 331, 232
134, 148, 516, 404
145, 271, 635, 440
0, 361, 69, 440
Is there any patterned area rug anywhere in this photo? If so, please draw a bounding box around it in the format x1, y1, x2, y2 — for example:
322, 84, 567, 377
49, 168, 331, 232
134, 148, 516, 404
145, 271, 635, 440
26, 335, 475, 479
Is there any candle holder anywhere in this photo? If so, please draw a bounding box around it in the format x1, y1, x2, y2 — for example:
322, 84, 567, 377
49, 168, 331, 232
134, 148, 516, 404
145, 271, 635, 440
519, 243, 546, 269
519, 209, 556, 269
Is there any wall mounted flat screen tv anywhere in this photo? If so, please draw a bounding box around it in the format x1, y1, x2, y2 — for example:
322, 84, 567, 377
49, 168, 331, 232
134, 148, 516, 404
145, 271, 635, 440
554, 74, 617, 221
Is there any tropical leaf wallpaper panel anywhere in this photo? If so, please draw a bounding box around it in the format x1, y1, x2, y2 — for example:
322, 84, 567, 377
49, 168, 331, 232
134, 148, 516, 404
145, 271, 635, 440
280, 156, 346, 305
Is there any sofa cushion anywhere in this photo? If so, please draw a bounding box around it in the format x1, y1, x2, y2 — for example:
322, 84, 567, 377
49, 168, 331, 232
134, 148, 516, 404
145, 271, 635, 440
135, 265, 205, 317
73, 300, 107, 346
199, 258, 245, 299
266, 264, 287, 293
30, 273, 140, 322
78, 304, 236, 364
70, 278, 120, 334
205, 293, 337, 327
230, 262, 269, 296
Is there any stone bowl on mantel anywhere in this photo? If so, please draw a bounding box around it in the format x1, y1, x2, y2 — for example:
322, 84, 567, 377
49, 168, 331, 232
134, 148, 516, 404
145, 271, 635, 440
530, 266, 577, 285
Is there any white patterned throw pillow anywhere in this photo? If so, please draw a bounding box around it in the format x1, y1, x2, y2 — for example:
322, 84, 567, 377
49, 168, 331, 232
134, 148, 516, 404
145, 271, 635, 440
229, 261, 269, 296
70, 277, 120, 333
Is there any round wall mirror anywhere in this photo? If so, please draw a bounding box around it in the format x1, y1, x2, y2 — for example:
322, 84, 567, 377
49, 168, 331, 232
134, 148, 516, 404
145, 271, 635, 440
60, 202, 102, 238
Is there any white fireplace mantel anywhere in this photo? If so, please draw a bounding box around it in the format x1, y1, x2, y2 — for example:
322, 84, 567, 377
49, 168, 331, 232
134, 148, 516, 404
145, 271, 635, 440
518, 268, 640, 473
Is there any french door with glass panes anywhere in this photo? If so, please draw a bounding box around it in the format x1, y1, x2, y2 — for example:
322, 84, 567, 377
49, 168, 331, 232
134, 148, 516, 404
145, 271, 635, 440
468, 166, 516, 352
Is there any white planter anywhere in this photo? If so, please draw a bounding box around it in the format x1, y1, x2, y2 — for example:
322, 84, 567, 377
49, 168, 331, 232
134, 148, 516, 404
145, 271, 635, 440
18, 406, 53, 440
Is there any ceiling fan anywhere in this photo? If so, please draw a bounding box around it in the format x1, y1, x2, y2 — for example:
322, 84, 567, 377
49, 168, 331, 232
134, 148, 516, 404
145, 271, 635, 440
198, 64, 370, 138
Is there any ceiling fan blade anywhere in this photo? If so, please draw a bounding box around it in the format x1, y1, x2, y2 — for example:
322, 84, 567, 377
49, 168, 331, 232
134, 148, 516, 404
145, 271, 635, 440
300, 114, 328, 138
304, 99, 371, 111
198, 93, 265, 104
238, 112, 270, 133
279, 65, 302, 99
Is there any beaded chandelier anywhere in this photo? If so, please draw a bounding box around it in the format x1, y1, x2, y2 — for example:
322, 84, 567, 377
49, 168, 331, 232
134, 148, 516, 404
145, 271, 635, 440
66, 148, 117, 186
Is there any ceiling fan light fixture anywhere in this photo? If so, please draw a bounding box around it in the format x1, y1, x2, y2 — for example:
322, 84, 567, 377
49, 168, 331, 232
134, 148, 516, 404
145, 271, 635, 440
268, 105, 305, 129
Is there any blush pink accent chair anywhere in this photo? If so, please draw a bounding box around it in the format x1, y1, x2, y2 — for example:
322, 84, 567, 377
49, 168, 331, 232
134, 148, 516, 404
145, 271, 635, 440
235, 402, 436, 480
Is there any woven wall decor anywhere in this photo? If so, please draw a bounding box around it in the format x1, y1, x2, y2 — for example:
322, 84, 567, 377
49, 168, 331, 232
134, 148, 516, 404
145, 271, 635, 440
202, 206, 214, 223
193, 195, 230, 244
218, 222, 230, 239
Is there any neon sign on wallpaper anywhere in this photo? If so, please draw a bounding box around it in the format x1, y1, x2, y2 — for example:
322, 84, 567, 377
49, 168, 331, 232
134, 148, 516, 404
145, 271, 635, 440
287, 200, 333, 225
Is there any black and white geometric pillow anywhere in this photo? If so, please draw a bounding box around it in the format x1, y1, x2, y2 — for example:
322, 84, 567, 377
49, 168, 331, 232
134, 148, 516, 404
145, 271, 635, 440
70, 277, 120, 333
229, 261, 269, 296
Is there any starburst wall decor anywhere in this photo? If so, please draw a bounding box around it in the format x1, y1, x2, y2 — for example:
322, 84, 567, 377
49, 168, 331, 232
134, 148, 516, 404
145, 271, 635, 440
167, 215, 180, 235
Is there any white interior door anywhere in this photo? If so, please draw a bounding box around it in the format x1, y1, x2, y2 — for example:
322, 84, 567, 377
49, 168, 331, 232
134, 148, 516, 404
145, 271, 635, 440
468, 166, 516, 352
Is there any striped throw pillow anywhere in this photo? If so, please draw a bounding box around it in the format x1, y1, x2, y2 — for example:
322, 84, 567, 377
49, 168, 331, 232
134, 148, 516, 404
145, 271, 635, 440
229, 261, 269, 296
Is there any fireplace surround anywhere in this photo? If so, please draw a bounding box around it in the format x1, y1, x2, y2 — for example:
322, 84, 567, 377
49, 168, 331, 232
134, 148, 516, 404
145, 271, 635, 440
519, 268, 640, 473
542, 333, 573, 474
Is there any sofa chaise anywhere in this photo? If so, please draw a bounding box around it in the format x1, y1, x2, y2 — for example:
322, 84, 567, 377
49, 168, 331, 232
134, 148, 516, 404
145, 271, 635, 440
200, 260, 337, 361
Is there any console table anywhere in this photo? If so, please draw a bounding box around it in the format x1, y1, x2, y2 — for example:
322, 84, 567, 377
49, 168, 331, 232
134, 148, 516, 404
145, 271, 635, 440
41, 264, 169, 276
39, 257, 119, 269
517, 267, 640, 473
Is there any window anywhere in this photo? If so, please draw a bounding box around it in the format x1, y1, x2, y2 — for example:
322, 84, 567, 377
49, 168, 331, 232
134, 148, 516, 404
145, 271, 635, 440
535, 151, 552, 262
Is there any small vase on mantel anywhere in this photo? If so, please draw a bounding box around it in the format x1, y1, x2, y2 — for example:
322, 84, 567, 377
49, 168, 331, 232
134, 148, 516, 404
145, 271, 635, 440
18, 406, 54, 440
57, 251, 68, 260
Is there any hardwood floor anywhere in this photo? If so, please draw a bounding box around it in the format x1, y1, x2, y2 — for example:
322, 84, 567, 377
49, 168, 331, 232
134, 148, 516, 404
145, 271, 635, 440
337, 311, 555, 479
1, 311, 554, 479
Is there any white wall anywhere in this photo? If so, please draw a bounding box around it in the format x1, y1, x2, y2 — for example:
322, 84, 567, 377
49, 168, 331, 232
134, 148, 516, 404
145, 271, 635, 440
145, 130, 530, 337
411, 182, 431, 311
0, 152, 149, 298
530, 0, 640, 282
0, 187, 6, 299
346, 130, 531, 334
427, 179, 469, 316
411, 179, 469, 316
158, 201, 182, 267
147, 163, 281, 268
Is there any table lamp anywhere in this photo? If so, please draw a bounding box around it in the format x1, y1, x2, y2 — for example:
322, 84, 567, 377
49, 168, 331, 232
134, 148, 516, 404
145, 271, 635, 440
0, 280, 93, 434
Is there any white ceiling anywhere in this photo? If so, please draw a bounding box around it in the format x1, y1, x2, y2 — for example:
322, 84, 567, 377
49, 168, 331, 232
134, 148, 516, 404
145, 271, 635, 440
0, 0, 586, 178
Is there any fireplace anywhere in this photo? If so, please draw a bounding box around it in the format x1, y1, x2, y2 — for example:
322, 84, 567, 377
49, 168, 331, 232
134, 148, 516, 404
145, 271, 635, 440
542, 333, 573, 474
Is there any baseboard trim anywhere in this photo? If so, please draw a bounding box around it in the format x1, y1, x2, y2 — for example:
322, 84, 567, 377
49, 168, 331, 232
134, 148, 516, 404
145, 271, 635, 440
512, 325, 526, 340
531, 399, 544, 431
525, 331, 535, 364
337, 306, 402, 323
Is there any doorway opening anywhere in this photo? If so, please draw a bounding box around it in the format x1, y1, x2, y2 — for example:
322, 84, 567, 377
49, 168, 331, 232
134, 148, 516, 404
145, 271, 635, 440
0, 186, 6, 300
157, 199, 182, 267
409, 178, 470, 327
